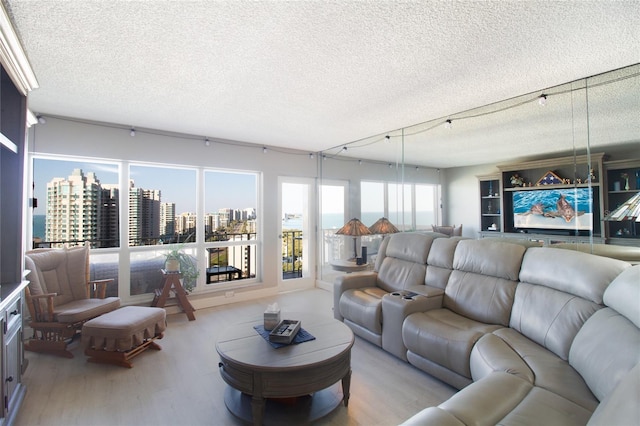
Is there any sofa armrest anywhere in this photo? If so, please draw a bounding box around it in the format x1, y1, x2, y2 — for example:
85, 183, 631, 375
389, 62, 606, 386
381, 288, 445, 360
333, 271, 377, 320
400, 406, 464, 426
405, 285, 446, 301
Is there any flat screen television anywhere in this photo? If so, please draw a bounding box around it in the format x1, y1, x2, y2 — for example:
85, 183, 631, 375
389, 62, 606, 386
513, 187, 593, 231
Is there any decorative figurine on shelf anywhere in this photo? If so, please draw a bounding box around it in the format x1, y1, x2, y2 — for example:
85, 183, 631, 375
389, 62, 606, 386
621, 172, 630, 191
510, 174, 524, 187
588, 168, 596, 182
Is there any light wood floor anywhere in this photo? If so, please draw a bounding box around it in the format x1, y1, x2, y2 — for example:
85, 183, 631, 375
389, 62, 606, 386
15, 288, 455, 426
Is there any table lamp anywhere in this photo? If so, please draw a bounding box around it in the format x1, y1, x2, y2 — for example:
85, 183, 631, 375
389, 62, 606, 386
604, 191, 640, 236
368, 217, 400, 235
336, 218, 372, 260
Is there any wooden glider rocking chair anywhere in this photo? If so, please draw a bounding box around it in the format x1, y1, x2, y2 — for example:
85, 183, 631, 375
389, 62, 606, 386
24, 244, 121, 358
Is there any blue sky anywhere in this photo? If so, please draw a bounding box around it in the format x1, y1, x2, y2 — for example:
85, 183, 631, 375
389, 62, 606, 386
33, 159, 257, 214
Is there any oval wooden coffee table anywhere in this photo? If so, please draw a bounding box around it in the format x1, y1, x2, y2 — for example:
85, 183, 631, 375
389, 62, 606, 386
216, 313, 354, 425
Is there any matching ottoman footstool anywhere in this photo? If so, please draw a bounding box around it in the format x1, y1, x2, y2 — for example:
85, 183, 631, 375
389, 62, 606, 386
82, 306, 167, 368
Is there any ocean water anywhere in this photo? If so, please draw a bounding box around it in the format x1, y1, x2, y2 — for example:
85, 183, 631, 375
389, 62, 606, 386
282, 212, 425, 230
33, 215, 46, 239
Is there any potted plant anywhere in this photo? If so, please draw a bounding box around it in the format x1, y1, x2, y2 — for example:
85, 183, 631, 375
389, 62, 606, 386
163, 245, 199, 292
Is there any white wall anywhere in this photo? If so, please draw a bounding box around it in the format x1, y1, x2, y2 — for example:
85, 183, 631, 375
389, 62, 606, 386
29, 117, 323, 305
445, 163, 498, 238
28, 116, 444, 307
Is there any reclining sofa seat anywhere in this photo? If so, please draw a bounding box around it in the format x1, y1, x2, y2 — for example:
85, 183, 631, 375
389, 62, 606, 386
402, 263, 639, 426
470, 247, 630, 409
403, 239, 527, 389
333, 232, 444, 347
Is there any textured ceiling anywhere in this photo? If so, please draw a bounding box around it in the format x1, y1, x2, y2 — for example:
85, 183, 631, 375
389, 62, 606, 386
5, 0, 640, 168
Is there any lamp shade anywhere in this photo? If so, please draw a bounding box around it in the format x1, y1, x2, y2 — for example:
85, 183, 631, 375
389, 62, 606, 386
604, 192, 640, 222
368, 217, 399, 234
335, 218, 372, 236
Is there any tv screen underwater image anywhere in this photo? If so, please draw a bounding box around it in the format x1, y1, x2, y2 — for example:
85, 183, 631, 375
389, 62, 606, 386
513, 187, 593, 231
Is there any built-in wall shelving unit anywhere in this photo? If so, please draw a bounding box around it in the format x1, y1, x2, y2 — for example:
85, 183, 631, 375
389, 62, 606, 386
603, 159, 640, 246
479, 153, 608, 244
478, 174, 502, 233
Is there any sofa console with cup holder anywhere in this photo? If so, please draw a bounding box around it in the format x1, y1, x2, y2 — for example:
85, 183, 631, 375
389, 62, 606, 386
334, 233, 640, 425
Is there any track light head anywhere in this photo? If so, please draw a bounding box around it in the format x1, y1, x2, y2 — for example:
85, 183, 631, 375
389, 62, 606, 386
36, 114, 46, 124
204, 138, 210, 147
538, 94, 547, 106
130, 128, 136, 137
445, 119, 452, 129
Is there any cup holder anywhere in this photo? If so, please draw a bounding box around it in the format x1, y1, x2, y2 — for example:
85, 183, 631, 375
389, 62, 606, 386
391, 292, 402, 296
403, 295, 414, 300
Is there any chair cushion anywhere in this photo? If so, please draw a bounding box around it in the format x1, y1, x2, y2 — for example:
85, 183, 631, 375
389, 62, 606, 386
26, 245, 90, 306
339, 287, 387, 334
55, 297, 121, 324
403, 309, 503, 379
492, 327, 599, 411
409, 372, 592, 426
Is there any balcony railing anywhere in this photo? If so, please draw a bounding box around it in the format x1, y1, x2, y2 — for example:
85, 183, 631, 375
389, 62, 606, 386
282, 230, 302, 279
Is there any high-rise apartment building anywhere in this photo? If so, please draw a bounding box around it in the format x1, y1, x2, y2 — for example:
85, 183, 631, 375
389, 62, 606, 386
160, 202, 176, 238
46, 169, 106, 247
129, 181, 161, 246
100, 184, 120, 247
176, 212, 197, 241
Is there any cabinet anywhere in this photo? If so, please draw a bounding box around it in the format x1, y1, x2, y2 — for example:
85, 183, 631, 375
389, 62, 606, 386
478, 175, 502, 232
604, 159, 640, 245
1, 289, 25, 426
0, 10, 37, 425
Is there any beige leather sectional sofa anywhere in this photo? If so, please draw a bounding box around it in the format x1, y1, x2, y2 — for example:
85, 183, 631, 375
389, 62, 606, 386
333, 233, 640, 425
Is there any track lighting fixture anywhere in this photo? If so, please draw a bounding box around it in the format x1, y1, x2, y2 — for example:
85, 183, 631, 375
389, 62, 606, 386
538, 94, 547, 106
130, 128, 136, 137
36, 114, 46, 124
204, 138, 210, 147
388, 163, 393, 169
445, 119, 452, 129
262, 147, 267, 154
342, 146, 347, 151
358, 160, 362, 165
385, 135, 391, 142
323, 155, 327, 160
309, 153, 314, 159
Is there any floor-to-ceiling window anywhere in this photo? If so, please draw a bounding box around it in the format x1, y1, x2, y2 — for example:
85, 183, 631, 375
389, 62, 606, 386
204, 170, 258, 288
31, 155, 261, 302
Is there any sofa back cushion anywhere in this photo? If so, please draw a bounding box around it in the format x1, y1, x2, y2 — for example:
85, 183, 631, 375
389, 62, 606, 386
570, 265, 640, 402
513, 247, 630, 360
443, 240, 526, 325
425, 237, 462, 290
376, 233, 434, 292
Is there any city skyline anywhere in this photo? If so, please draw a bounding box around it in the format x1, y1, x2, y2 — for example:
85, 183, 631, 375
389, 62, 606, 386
34, 159, 258, 215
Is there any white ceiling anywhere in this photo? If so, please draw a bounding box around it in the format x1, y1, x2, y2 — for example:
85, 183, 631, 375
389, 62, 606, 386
5, 0, 640, 168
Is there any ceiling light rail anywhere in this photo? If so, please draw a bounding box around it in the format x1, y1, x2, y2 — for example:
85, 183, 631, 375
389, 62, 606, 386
323, 67, 640, 156
30, 114, 321, 158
